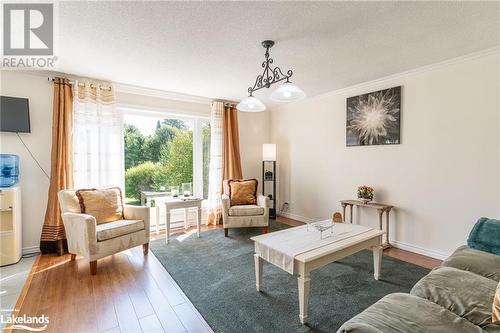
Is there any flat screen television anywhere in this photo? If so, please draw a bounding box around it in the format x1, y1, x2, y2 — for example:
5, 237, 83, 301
0, 96, 31, 133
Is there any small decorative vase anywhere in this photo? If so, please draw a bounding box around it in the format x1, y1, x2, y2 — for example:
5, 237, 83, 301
359, 198, 371, 204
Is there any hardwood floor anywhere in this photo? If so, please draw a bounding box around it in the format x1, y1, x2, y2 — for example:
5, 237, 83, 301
6, 219, 440, 333
7, 230, 213, 333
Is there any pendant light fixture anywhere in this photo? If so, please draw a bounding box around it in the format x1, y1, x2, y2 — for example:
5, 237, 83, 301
237, 40, 306, 112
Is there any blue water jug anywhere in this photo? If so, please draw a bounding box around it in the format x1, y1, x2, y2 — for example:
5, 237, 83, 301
0, 154, 19, 187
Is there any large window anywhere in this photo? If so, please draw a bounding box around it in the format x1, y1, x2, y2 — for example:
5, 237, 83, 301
122, 109, 209, 204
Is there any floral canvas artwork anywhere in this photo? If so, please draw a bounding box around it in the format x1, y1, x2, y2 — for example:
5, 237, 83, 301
346, 86, 401, 146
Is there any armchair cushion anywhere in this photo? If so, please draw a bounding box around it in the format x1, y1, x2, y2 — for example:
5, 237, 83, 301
96, 219, 144, 241
76, 187, 124, 224
229, 205, 265, 216
228, 179, 258, 206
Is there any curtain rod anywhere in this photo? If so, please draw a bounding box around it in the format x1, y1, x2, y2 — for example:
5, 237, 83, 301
213, 99, 238, 107
47, 77, 112, 91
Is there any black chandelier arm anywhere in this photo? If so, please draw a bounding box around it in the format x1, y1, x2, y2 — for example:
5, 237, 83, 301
245, 40, 295, 96
247, 64, 293, 95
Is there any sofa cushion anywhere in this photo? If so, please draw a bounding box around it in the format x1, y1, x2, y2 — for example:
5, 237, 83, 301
410, 266, 497, 329
228, 205, 264, 216
441, 245, 500, 281
336, 293, 484, 333
494, 283, 500, 324
96, 219, 144, 241
76, 187, 124, 224
228, 179, 257, 206
468, 218, 500, 255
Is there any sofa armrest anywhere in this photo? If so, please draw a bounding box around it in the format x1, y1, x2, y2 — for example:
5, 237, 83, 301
124, 205, 150, 233
221, 194, 230, 220
61, 212, 97, 256
257, 195, 270, 209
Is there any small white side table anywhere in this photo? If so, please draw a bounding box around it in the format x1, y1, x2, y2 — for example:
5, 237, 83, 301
165, 198, 203, 244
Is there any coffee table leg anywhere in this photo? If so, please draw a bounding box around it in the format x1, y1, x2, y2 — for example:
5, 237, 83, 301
166, 208, 171, 244
298, 273, 310, 324
254, 254, 263, 291
372, 246, 382, 280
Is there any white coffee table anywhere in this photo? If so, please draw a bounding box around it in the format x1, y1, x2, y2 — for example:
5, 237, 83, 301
251, 222, 384, 324
165, 197, 203, 244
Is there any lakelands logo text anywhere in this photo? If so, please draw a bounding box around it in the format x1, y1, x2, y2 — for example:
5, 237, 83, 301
1, 313, 49, 331
2, 3, 57, 68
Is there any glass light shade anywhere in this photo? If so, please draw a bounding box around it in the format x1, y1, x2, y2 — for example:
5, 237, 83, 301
262, 144, 276, 161
270, 82, 306, 102
236, 96, 266, 112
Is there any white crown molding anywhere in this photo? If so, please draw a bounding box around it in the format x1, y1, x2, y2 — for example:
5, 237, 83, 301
114, 83, 211, 105
271, 46, 500, 111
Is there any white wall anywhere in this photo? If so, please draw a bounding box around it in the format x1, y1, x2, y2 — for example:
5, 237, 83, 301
238, 111, 270, 194
0, 71, 268, 252
1, 72, 53, 254
270, 51, 500, 259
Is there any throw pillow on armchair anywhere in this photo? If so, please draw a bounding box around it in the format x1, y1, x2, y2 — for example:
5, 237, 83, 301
228, 179, 258, 206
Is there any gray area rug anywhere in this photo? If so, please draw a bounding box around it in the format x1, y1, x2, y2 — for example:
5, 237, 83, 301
150, 221, 429, 333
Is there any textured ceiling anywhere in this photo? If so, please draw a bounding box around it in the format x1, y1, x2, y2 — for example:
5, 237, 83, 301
55, 1, 500, 106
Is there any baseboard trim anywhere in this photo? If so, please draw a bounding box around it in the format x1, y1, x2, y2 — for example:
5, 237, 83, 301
388, 239, 449, 260
22, 246, 41, 256
278, 211, 315, 223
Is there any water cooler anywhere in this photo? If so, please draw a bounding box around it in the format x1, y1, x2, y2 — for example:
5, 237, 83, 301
0, 154, 22, 266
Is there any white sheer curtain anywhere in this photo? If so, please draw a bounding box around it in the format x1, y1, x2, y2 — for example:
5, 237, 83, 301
206, 101, 224, 225
73, 81, 123, 189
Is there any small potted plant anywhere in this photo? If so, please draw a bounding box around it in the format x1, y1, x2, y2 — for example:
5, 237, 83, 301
357, 185, 374, 203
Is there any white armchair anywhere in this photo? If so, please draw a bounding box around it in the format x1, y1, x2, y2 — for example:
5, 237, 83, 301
221, 180, 270, 237
58, 189, 150, 275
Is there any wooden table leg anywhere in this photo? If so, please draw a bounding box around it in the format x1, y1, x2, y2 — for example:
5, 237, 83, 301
377, 209, 383, 230
166, 207, 171, 244
349, 204, 353, 223
341, 203, 346, 222
298, 273, 311, 324
372, 245, 382, 280
385, 209, 391, 248
254, 254, 263, 291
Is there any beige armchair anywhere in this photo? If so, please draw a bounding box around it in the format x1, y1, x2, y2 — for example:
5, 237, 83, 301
221, 180, 270, 237
57, 190, 150, 275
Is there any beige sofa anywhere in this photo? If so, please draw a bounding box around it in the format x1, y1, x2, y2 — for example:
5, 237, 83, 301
58, 190, 150, 275
221, 180, 270, 237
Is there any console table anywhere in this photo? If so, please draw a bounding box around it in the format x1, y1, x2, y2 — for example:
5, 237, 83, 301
165, 197, 203, 244
340, 200, 393, 248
